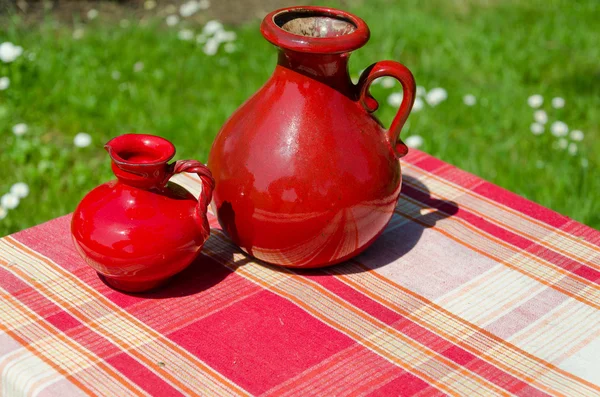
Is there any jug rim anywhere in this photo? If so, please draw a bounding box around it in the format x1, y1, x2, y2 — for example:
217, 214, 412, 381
261, 6, 370, 54
105, 133, 176, 167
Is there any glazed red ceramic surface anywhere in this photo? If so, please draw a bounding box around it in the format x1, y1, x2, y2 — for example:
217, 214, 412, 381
71, 134, 214, 292
208, 6, 416, 268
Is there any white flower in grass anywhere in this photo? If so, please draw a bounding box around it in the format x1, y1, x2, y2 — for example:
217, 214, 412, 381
144, 0, 156, 10
74, 132, 92, 148
1, 193, 19, 210
10, 182, 29, 198
570, 130, 584, 141
581, 158, 588, 168
552, 97, 565, 109
214, 30, 237, 43
27, 52, 35, 61
0, 76, 9, 90
133, 61, 144, 72
568, 143, 578, 156
87, 9, 98, 20
0, 206, 6, 220
387, 92, 403, 107
425, 87, 447, 107
527, 94, 543, 108
178, 29, 194, 41
111, 70, 121, 80
72, 28, 84, 40
380, 77, 395, 88
224, 42, 237, 53
530, 122, 544, 135
203, 20, 223, 35
12, 123, 28, 136
416, 86, 426, 97
463, 94, 476, 106
550, 121, 568, 137
198, 0, 210, 9
203, 39, 219, 56
180, 1, 200, 17
166, 15, 180, 26
557, 138, 568, 150
412, 97, 424, 112
405, 135, 424, 149
533, 110, 548, 124
0, 42, 23, 63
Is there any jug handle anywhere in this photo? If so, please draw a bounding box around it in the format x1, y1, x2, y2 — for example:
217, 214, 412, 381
357, 60, 416, 158
166, 160, 215, 236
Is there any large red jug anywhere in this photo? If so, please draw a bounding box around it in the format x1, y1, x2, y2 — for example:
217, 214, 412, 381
208, 6, 416, 268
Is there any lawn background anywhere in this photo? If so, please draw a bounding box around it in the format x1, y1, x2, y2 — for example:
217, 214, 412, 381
1, 0, 598, 236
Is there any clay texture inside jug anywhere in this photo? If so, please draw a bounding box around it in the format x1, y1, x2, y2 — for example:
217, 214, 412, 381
276, 12, 356, 38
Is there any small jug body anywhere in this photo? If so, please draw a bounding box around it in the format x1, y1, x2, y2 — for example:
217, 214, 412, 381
72, 134, 214, 292
208, 7, 416, 268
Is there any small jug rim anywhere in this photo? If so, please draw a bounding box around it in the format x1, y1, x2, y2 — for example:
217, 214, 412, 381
105, 133, 176, 167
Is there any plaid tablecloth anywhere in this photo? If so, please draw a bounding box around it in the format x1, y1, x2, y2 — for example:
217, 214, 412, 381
1, 150, 599, 396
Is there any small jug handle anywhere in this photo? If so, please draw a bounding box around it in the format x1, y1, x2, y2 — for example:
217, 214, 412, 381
357, 60, 416, 158
166, 160, 215, 236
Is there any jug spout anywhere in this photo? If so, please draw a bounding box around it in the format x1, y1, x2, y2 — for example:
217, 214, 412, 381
105, 134, 176, 189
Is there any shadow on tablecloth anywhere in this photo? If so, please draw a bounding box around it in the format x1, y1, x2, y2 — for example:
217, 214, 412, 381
282, 175, 459, 276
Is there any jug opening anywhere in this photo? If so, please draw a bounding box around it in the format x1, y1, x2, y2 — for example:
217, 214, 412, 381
106, 134, 175, 166
262, 7, 370, 54
276, 12, 356, 38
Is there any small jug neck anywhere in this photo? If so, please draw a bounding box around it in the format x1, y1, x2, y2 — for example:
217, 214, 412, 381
105, 134, 176, 190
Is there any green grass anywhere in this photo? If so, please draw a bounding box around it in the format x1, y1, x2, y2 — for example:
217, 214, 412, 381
1, 0, 599, 236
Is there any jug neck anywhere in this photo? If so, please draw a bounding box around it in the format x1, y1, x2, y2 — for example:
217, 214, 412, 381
105, 134, 176, 190
277, 50, 354, 96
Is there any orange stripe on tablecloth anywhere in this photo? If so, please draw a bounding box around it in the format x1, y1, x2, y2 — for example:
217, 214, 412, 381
396, 195, 600, 311
402, 161, 600, 255
402, 167, 600, 270
2, 236, 250, 397
330, 263, 600, 396
203, 237, 511, 397
0, 286, 142, 396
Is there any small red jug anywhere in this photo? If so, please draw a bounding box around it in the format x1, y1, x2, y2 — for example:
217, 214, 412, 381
208, 6, 416, 268
72, 134, 214, 292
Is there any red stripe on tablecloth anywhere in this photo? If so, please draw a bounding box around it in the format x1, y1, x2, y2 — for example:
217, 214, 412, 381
401, 184, 600, 284
169, 289, 356, 395
106, 353, 184, 397
366, 371, 446, 397
301, 271, 551, 397
262, 344, 416, 396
